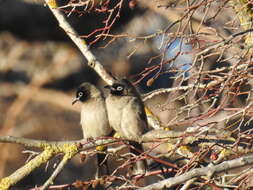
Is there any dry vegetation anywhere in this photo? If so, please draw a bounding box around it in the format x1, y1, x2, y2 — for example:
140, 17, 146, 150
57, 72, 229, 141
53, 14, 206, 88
1, 0, 253, 189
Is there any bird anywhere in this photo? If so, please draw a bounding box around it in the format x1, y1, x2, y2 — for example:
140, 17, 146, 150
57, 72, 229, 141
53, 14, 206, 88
105, 79, 148, 176
72, 82, 113, 178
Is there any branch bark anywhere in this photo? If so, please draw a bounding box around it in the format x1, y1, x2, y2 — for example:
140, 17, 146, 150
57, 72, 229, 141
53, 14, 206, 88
139, 155, 253, 190
45, 0, 116, 85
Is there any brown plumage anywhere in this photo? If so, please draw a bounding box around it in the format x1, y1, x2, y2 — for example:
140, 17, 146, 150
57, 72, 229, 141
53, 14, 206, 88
105, 79, 148, 176
73, 82, 112, 178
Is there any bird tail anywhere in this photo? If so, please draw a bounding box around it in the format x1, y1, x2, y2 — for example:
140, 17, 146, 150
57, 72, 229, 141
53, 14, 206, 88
129, 141, 147, 176
95, 150, 109, 179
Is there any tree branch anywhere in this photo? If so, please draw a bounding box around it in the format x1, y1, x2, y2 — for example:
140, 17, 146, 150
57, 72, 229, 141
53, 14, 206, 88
139, 155, 253, 190
45, 0, 116, 85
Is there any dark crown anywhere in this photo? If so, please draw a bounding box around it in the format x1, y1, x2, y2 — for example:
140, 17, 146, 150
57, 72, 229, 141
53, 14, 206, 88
76, 85, 90, 102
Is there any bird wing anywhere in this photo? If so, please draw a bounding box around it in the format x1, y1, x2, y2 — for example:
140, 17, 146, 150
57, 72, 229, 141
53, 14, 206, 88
121, 97, 148, 142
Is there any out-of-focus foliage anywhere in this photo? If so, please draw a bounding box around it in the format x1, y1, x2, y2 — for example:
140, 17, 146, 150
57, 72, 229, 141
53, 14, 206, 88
2, 0, 253, 189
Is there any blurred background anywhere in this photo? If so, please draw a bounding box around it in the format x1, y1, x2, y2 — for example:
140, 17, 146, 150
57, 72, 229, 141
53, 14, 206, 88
0, 0, 245, 189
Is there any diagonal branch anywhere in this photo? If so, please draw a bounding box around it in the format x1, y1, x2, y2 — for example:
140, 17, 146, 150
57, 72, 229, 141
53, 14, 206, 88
40, 153, 74, 190
139, 155, 253, 190
45, 0, 116, 85
0, 148, 55, 190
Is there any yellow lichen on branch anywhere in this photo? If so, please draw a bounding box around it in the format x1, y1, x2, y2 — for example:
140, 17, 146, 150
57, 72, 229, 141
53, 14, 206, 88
47, 0, 58, 8
0, 139, 79, 190
0, 148, 54, 190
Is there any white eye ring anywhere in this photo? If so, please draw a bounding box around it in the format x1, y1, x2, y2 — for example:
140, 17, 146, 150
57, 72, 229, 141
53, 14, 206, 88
117, 86, 123, 91
78, 92, 83, 97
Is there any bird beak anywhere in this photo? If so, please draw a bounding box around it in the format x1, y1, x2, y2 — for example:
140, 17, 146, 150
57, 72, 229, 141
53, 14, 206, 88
72, 97, 80, 105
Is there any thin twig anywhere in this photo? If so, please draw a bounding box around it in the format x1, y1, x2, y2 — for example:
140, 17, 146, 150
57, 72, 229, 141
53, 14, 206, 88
45, 0, 116, 85
139, 155, 253, 190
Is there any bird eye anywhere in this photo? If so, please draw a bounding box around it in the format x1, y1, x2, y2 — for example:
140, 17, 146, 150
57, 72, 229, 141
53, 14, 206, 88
78, 91, 83, 97
117, 86, 123, 91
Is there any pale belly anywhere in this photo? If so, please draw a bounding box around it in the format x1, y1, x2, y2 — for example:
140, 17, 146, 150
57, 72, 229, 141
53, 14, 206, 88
80, 101, 111, 139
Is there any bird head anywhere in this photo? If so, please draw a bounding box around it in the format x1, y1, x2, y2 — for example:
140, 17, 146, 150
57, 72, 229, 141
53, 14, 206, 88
104, 83, 126, 96
72, 83, 91, 105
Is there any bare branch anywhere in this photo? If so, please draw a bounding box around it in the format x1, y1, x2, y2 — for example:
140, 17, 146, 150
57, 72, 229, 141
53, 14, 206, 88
44, 0, 116, 85
139, 155, 253, 190
40, 154, 70, 190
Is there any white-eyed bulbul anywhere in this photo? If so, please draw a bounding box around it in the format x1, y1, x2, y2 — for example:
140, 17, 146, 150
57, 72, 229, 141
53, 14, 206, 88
105, 79, 148, 176
72, 82, 112, 178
